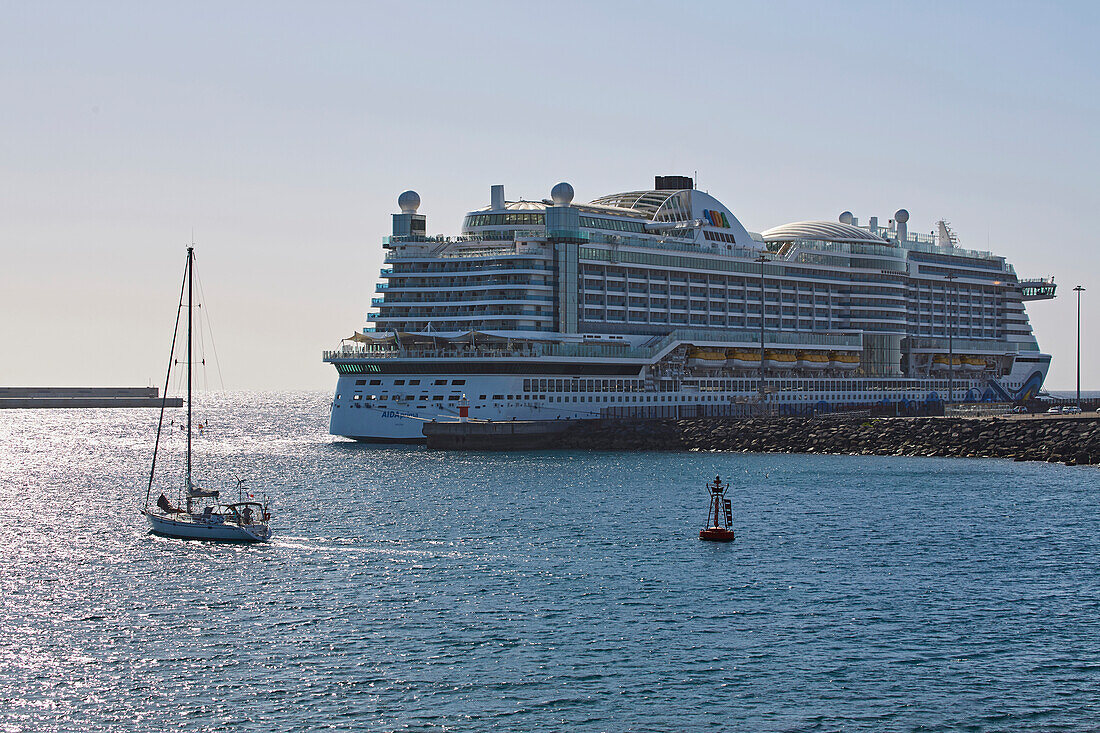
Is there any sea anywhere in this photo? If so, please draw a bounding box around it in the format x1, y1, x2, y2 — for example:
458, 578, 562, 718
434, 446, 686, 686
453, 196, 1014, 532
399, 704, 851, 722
2, 392, 1099, 732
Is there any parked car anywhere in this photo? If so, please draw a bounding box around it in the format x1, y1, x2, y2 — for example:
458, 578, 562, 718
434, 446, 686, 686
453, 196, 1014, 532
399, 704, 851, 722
1047, 405, 1063, 414
1063, 405, 1083, 414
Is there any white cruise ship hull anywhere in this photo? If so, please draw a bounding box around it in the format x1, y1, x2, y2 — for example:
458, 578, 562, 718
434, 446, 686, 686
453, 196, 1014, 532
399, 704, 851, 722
328, 356, 1049, 442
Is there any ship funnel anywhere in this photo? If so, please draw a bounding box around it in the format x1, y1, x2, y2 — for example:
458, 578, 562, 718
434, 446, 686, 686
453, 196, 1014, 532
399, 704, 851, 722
491, 184, 505, 211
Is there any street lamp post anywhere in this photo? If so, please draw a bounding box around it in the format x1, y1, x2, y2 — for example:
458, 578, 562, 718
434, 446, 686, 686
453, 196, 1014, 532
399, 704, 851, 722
1075, 285, 1085, 410
945, 273, 957, 405
756, 253, 768, 413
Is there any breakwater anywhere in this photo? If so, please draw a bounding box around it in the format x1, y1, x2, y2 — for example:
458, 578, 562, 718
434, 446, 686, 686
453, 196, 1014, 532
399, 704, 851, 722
0, 387, 182, 409
551, 415, 1100, 465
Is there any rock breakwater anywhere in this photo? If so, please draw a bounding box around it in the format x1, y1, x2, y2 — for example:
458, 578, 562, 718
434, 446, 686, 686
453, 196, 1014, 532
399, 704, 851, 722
554, 415, 1100, 465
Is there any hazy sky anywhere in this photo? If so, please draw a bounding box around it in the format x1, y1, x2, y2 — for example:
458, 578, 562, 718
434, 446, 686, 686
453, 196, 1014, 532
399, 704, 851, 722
2, 1, 1097, 391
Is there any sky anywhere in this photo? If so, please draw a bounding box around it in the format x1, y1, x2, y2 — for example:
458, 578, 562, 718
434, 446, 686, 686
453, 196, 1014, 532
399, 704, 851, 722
1, 0, 1098, 391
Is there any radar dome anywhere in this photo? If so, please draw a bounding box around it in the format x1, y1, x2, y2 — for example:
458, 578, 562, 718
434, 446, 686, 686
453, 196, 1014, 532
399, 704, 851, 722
839, 211, 854, 225
894, 208, 909, 223
398, 190, 421, 214
550, 182, 574, 205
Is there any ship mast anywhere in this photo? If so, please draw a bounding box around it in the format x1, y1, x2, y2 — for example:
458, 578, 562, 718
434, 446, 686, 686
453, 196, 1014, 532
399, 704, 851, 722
186, 245, 193, 493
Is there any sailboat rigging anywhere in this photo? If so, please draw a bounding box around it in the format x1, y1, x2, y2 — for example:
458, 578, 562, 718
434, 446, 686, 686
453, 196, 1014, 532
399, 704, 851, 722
142, 246, 272, 542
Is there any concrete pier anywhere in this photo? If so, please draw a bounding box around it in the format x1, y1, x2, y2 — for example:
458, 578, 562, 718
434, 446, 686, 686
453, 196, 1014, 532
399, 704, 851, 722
0, 387, 183, 409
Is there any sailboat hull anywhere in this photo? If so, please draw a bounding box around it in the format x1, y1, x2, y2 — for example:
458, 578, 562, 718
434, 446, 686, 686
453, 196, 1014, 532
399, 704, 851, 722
144, 511, 270, 542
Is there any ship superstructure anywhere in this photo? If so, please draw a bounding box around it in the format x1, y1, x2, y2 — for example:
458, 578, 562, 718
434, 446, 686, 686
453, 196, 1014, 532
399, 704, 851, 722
325, 177, 1054, 442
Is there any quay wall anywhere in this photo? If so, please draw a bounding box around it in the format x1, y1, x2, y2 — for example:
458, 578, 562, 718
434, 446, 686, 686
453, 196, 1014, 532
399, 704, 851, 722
424, 419, 573, 449
551, 415, 1100, 466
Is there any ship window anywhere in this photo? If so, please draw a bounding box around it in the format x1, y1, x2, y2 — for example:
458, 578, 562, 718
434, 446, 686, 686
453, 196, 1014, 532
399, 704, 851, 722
355, 379, 365, 385
409, 379, 421, 385
353, 394, 361, 401
419, 396, 428, 401
479, 394, 487, 400
394, 379, 405, 385
448, 396, 460, 401
493, 394, 504, 400
434, 379, 447, 385
433, 395, 444, 401
451, 379, 465, 385
369, 379, 381, 385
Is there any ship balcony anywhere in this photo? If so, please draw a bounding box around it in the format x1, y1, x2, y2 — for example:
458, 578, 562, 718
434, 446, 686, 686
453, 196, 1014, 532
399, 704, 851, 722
376, 283, 553, 294
385, 264, 555, 276
375, 308, 551, 319
376, 295, 556, 306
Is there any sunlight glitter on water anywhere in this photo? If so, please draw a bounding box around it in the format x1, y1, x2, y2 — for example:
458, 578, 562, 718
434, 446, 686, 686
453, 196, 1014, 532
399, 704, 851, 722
2, 392, 1099, 731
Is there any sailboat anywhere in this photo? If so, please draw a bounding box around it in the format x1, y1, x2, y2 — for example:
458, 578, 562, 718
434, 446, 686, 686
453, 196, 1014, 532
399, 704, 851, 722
141, 246, 272, 542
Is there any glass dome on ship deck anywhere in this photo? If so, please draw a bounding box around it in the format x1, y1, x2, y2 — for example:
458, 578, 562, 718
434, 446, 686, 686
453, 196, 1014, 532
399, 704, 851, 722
589, 189, 693, 222
760, 221, 889, 244
469, 198, 647, 217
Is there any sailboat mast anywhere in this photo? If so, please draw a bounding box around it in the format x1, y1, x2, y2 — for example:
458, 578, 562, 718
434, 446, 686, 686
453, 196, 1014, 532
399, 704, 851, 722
186, 245, 193, 490
144, 253, 189, 511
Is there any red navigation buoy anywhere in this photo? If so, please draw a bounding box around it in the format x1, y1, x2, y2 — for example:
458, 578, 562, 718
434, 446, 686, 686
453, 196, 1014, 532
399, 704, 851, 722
699, 474, 736, 542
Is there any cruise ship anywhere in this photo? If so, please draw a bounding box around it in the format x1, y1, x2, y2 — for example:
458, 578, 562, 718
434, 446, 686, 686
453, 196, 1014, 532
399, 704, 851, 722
324, 176, 1056, 442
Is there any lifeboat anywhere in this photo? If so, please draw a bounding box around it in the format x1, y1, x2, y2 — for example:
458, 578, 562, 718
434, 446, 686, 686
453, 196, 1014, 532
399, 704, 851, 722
961, 355, 986, 372
727, 349, 761, 368
829, 351, 861, 370
764, 349, 797, 369
930, 354, 963, 371
699, 474, 735, 542
797, 351, 829, 369
687, 348, 726, 369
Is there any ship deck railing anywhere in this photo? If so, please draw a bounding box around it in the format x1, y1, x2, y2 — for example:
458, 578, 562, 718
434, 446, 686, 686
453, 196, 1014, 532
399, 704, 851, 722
323, 328, 864, 363
908, 337, 1039, 353
383, 229, 1009, 269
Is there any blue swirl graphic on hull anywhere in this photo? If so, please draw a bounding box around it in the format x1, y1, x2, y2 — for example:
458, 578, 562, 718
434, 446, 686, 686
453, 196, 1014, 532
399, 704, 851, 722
1013, 370, 1044, 401
987, 370, 1045, 402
